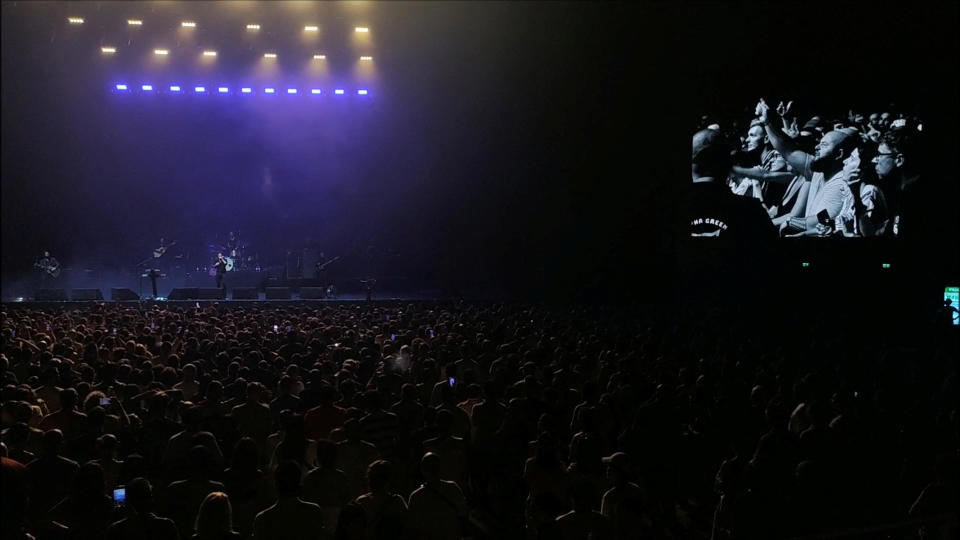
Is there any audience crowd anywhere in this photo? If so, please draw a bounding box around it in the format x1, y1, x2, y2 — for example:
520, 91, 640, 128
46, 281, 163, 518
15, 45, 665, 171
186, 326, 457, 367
697, 100, 925, 238
1, 301, 956, 540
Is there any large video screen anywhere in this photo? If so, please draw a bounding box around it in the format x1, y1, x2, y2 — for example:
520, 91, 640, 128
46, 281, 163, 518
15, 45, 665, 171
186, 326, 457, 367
691, 99, 922, 239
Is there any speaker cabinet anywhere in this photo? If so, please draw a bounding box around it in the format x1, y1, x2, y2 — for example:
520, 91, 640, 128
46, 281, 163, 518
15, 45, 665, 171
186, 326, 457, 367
111, 288, 140, 301
232, 287, 258, 300
70, 289, 104, 301
265, 287, 291, 300
168, 288, 199, 300
198, 288, 226, 300
35, 289, 67, 301
299, 287, 326, 299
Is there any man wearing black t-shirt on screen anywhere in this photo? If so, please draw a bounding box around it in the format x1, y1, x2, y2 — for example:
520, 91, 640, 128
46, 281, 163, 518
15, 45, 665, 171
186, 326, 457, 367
691, 128, 777, 242
688, 129, 777, 303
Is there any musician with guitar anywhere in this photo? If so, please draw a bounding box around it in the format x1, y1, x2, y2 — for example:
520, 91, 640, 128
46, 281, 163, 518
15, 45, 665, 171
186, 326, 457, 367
315, 252, 341, 275
315, 252, 341, 297
34, 251, 61, 284
153, 238, 177, 259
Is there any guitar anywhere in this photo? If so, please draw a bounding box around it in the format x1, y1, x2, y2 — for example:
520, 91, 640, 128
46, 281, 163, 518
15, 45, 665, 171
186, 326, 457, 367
315, 256, 341, 272
34, 261, 61, 278
153, 240, 177, 258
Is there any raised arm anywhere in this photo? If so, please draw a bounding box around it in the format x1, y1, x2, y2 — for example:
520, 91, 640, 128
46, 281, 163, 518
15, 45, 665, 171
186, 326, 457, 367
756, 99, 812, 180
730, 166, 796, 184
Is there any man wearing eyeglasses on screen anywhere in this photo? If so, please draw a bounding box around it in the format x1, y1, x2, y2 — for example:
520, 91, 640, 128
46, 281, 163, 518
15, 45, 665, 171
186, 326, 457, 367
871, 128, 921, 238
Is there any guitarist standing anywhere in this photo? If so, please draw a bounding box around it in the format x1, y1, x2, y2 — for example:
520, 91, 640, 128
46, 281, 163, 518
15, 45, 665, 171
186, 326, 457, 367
314, 252, 341, 296
152, 237, 177, 275
35, 251, 61, 286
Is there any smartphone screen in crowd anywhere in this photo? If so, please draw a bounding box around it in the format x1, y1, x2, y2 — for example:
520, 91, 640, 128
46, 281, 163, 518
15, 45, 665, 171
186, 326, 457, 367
113, 487, 126, 507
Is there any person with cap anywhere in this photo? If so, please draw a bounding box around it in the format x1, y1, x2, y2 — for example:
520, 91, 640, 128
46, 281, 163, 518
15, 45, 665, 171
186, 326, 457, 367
690, 128, 777, 240
757, 99, 857, 236
601, 452, 646, 540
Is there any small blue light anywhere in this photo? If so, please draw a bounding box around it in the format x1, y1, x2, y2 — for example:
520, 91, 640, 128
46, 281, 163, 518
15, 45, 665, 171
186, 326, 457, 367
334, 89, 344, 95
357, 89, 368, 95
170, 85, 181, 92
218, 87, 228, 93
287, 88, 297, 94
116, 84, 128, 90
311, 89, 321, 95
241, 87, 252, 93
142, 84, 153, 91
195, 86, 206, 93
265, 88, 275, 94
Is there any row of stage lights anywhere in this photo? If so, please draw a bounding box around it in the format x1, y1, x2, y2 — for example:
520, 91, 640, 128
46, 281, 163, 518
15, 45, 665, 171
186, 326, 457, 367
67, 17, 369, 34
99, 47, 372, 62
113, 84, 369, 96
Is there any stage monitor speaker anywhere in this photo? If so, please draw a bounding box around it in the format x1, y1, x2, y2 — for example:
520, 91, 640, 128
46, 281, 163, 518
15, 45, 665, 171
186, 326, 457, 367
232, 287, 258, 300
70, 289, 103, 301
266, 287, 291, 300
111, 288, 139, 301
198, 288, 226, 300
168, 288, 199, 300
300, 287, 326, 299
35, 289, 67, 301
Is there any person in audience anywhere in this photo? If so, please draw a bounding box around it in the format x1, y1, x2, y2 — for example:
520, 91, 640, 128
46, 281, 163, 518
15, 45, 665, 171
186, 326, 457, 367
38, 387, 87, 443
46, 461, 116, 539
756, 98, 857, 236
690, 128, 778, 240
158, 445, 227, 538
600, 452, 645, 540
230, 383, 273, 467
303, 438, 352, 532
553, 480, 615, 540
106, 477, 180, 540
353, 459, 408, 540
407, 452, 469, 540
192, 491, 242, 540
26, 429, 79, 522
0, 301, 954, 540
305, 383, 348, 441
222, 437, 270, 539
252, 460, 327, 540
872, 127, 923, 237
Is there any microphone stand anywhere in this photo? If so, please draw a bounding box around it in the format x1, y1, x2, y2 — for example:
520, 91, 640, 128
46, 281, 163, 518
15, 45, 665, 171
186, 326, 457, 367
135, 255, 155, 300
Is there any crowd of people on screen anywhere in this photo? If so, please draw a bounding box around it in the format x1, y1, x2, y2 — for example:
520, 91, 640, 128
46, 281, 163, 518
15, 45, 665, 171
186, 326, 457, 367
1, 302, 956, 539
697, 100, 924, 238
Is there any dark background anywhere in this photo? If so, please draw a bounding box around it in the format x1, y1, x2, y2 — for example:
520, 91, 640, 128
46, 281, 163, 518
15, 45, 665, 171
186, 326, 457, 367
2, 1, 957, 301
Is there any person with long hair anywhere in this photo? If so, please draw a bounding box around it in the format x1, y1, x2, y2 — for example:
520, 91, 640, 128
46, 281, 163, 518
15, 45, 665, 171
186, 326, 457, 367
192, 492, 241, 540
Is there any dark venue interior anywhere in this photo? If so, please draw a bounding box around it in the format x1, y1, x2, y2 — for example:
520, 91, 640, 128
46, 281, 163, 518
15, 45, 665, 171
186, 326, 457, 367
2, 2, 957, 540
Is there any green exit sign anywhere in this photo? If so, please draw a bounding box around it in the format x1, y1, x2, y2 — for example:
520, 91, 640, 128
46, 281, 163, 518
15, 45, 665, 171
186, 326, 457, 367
802, 262, 810, 268
882, 263, 891, 269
